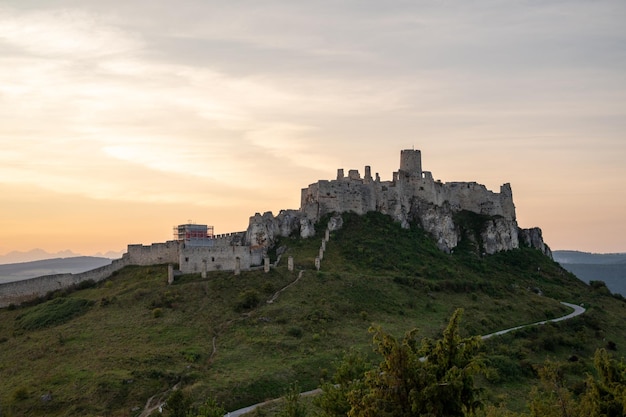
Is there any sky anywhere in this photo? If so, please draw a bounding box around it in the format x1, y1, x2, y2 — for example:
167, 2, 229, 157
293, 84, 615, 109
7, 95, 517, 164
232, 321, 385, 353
0, 0, 625, 259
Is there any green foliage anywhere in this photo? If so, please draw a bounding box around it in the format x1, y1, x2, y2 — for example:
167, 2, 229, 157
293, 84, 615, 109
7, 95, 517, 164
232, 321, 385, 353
235, 288, 261, 311
527, 360, 580, 417
166, 390, 192, 417
14, 297, 92, 331
319, 309, 484, 417
279, 382, 307, 417
287, 327, 303, 338
578, 348, 626, 417
315, 350, 372, 417
11, 386, 29, 402
187, 396, 226, 417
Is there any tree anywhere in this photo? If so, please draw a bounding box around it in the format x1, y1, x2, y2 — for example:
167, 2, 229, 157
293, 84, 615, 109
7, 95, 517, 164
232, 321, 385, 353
343, 308, 484, 417
527, 360, 580, 417
187, 396, 227, 417
166, 390, 192, 417
499, 348, 626, 417
315, 350, 372, 417
579, 348, 626, 417
280, 382, 307, 417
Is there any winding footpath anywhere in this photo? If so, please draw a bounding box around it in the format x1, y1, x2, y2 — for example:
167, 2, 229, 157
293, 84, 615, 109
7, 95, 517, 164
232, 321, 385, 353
224, 301, 586, 417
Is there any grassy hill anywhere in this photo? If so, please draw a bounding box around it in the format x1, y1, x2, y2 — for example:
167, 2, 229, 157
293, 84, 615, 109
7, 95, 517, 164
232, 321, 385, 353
0, 212, 625, 416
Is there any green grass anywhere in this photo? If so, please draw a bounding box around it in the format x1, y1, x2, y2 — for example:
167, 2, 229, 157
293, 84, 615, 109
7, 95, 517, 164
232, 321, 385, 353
0, 212, 625, 416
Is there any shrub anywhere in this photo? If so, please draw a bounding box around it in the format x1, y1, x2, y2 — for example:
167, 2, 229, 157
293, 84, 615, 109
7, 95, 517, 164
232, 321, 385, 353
12, 386, 29, 402
287, 327, 303, 338
235, 289, 261, 312
152, 308, 163, 318
262, 282, 275, 294
75, 279, 96, 290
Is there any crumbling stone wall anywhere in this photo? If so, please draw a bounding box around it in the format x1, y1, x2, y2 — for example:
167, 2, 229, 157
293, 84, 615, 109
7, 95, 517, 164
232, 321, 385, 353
246, 145, 537, 256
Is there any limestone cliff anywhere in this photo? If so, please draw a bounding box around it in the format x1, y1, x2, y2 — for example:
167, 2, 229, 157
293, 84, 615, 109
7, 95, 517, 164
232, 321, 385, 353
246, 149, 551, 258
519, 227, 553, 258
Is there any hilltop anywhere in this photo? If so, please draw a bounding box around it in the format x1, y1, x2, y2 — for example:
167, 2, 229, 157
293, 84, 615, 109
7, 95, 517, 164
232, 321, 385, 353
0, 211, 624, 416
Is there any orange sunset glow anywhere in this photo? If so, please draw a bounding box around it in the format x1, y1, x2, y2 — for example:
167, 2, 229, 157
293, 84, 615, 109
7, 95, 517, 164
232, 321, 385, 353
1, 1, 625, 260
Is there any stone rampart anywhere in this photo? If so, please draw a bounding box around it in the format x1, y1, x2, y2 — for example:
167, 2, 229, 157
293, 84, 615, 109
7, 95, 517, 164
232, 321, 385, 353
126, 241, 180, 265
0, 257, 131, 308
180, 245, 263, 274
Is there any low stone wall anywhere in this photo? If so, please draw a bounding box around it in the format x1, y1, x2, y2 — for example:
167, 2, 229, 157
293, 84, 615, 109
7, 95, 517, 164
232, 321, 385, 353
0, 257, 131, 308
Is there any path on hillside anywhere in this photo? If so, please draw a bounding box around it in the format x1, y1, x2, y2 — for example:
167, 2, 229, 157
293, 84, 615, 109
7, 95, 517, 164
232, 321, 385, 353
224, 301, 586, 417
139, 270, 308, 417
267, 270, 305, 304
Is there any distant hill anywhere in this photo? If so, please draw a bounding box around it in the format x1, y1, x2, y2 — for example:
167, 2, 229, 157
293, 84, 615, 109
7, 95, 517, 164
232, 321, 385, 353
553, 250, 626, 265
0, 256, 113, 283
553, 250, 626, 296
0, 248, 123, 264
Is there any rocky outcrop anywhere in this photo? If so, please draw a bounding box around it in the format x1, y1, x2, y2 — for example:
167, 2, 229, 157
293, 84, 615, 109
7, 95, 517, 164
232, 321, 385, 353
245, 210, 315, 250
481, 218, 520, 255
327, 213, 344, 231
409, 200, 459, 253
520, 227, 553, 259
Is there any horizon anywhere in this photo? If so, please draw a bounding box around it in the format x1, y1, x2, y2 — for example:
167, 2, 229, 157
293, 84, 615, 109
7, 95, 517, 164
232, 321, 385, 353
1, 1, 625, 256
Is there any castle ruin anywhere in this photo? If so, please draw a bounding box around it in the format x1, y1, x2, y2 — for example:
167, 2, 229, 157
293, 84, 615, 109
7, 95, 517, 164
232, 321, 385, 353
248, 149, 547, 257
0, 149, 551, 307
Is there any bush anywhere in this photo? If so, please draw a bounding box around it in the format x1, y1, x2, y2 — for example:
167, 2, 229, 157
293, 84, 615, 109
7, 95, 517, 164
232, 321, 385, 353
287, 327, 303, 338
152, 308, 163, 318
235, 289, 261, 312
12, 386, 29, 402
262, 282, 275, 294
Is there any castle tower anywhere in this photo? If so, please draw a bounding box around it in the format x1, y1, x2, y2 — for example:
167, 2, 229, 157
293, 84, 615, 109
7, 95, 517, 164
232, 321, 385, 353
399, 149, 422, 177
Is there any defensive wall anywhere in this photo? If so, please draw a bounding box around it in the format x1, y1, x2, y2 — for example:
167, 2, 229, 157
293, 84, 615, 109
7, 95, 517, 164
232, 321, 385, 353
125, 241, 180, 265
301, 150, 516, 224
0, 257, 131, 308
180, 245, 264, 274
0, 231, 262, 307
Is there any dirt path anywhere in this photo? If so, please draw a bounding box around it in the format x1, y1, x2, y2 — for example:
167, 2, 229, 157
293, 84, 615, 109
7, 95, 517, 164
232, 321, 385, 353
266, 270, 305, 304
481, 302, 586, 339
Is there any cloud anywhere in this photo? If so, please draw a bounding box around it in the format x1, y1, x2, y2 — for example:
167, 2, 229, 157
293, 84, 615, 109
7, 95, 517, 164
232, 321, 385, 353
0, 7, 141, 57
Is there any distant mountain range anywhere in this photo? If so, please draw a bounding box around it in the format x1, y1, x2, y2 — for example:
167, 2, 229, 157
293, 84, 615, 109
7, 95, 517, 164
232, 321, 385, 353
0, 248, 123, 265
553, 250, 626, 297
0, 256, 114, 283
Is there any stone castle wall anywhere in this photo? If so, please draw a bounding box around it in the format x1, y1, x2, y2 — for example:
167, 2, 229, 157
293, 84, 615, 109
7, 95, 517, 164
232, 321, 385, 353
180, 245, 263, 274
125, 241, 180, 265
0, 257, 131, 308
275, 149, 526, 254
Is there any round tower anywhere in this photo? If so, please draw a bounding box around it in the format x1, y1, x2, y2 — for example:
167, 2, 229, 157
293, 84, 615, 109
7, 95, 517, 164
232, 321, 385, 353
400, 149, 422, 177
